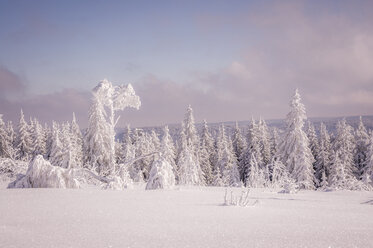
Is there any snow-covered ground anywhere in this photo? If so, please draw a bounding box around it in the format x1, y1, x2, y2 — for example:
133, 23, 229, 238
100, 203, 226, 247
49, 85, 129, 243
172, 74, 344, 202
1, 184, 373, 248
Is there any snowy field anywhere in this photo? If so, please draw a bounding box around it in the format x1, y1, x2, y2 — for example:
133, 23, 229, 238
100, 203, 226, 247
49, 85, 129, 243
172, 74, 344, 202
1, 184, 373, 248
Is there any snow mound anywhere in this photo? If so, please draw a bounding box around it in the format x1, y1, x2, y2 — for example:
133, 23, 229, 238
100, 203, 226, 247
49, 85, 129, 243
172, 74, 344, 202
146, 157, 175, 190
8, 155, 80, 189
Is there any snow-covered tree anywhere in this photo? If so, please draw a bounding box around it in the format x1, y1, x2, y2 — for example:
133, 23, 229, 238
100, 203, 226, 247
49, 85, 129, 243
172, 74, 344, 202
216, 125, 240, 186
258, 118, 271, 166
271, 127, 281, 158
31, 119, 46, 157
161, 126, 177, 176
84, 79, 140, 176
306, 121, 320, 169
145, 128, 177, 190
16, 110, 32, 161
70, 113, 83, 168
315, 123, 332, 185
329, 119, 360, 189
0, 114, 11, 158
49, 122, 64, 167
199, 120, 215, 185
354, 116, 369, 176
177, 124, 203, 186
363, 132, 373, 182
270, 157, 289, 188
6, 121, 17, 159
133, 130, 154, 181
232, 122, 246, 180
245, 153, 266, 188
182, 105, 200, 157
177, 106, 204, 185
240, 118, 263, 184
121, 125, 135, 164
277, 89, 315, 189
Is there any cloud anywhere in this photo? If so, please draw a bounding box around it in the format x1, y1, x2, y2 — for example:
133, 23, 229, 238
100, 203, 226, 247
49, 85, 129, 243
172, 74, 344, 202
0, 88, 90, 127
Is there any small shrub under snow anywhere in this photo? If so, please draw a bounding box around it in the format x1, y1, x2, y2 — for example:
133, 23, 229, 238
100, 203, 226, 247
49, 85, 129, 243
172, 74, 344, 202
223, 188, 259, 207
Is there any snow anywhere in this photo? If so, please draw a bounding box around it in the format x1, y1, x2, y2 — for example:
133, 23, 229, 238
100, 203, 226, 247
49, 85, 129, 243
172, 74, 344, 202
1, 185, 373, 248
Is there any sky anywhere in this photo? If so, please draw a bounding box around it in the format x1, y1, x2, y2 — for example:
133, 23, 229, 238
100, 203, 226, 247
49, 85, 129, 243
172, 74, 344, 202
1, 0, 373, 128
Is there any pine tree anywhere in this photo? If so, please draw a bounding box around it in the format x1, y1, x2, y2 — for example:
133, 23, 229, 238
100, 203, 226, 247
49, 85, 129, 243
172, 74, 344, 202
354, 116, 369, 176
16, 109, 32, 161
278, 89, 315, 189
315, 123, 332, 185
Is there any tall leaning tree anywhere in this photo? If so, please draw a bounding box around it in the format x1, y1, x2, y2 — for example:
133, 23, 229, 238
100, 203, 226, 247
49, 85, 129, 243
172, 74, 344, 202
85, 79, 141, 176
278, 89, 315, 190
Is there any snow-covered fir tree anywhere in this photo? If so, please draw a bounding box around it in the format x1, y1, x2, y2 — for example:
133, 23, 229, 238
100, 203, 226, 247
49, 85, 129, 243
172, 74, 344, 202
240, 118, 263, 184
70, 113, 83, 168
216, 125, 240, 186
329, 119, 359, 189
306, 121, 320, 170
146, 126, 177, 190
199, 120, 214, 185
182, 105, 200, 158
278, 89, 315, 189
31, 119, 46, 157
121, 125, 135, 163
84, 94, 110, 173
177, 106, 204, 185
315, 123, 332, 185
258, 118, 271, 166
245, 153, 266, 188
133, 130, 154, 181
362, 132, 373, 182
0, 114, 11, 158
177, 123, 204, 186
6, 121, 17, 159
16, 109, 32, 161
270, 157, 289, 188
232, 122, 246, 180
161, 126, 177, 177
49, 122, 64, 167
354, 116, 369, 176
271, 127, 281, 158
